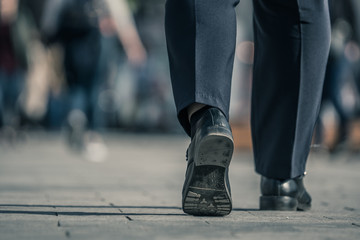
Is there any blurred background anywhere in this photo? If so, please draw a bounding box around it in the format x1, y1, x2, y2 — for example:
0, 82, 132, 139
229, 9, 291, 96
0, 0, 360, 160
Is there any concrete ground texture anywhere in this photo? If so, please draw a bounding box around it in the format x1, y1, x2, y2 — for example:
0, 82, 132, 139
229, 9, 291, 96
0, 133, 359, 239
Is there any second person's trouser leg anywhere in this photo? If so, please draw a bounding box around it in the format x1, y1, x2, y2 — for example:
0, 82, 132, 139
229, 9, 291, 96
251, 0, 331, 179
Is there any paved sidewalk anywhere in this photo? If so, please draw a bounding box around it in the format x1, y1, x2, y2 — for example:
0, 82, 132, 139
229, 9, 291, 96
0, 133, 359, 240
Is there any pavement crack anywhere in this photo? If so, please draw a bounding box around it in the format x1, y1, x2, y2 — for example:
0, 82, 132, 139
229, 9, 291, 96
53, 206, 61, 229
117, 208, 133, 221
205, 221, 210, 225
247, 211, 256, 216
53, 206, 59, 217
344, 207, 355, 212
323, 216, 334, 220
352, 223, 360, 228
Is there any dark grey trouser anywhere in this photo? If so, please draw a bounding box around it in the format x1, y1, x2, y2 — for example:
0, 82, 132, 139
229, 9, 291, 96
165, 0, 331, 179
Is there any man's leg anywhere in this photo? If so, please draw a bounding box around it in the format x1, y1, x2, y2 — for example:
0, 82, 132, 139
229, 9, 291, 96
165, 0, 240, 135
252, 0, 331, 210
165, 0, 239, 216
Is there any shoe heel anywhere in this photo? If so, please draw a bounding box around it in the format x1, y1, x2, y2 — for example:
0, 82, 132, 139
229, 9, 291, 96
194, 134, 234, 168
183, 166, 232, 216
260, 196, 298, 211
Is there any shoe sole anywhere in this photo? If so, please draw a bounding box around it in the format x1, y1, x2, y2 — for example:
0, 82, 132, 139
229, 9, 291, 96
260, 196, 311, 211
183, 134, 234, 216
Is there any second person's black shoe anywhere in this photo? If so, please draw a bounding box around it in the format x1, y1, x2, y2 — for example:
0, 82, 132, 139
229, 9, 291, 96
260, 175, 312, 211
182, 107, 234, 216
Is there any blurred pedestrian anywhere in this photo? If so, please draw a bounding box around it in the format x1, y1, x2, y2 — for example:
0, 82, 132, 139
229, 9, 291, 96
318, 0, 360, 152
95, 0, 148, 129
165, 0, 330, 216
0, 0, 34, 141
41, 0, 102, 150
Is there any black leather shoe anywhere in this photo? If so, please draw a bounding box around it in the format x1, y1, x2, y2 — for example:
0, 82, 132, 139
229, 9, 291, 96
182, 108, 234, 216
260, 175, 312, 211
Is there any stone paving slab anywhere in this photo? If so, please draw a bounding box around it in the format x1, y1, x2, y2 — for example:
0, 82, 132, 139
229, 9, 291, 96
0, 133, 359, 239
